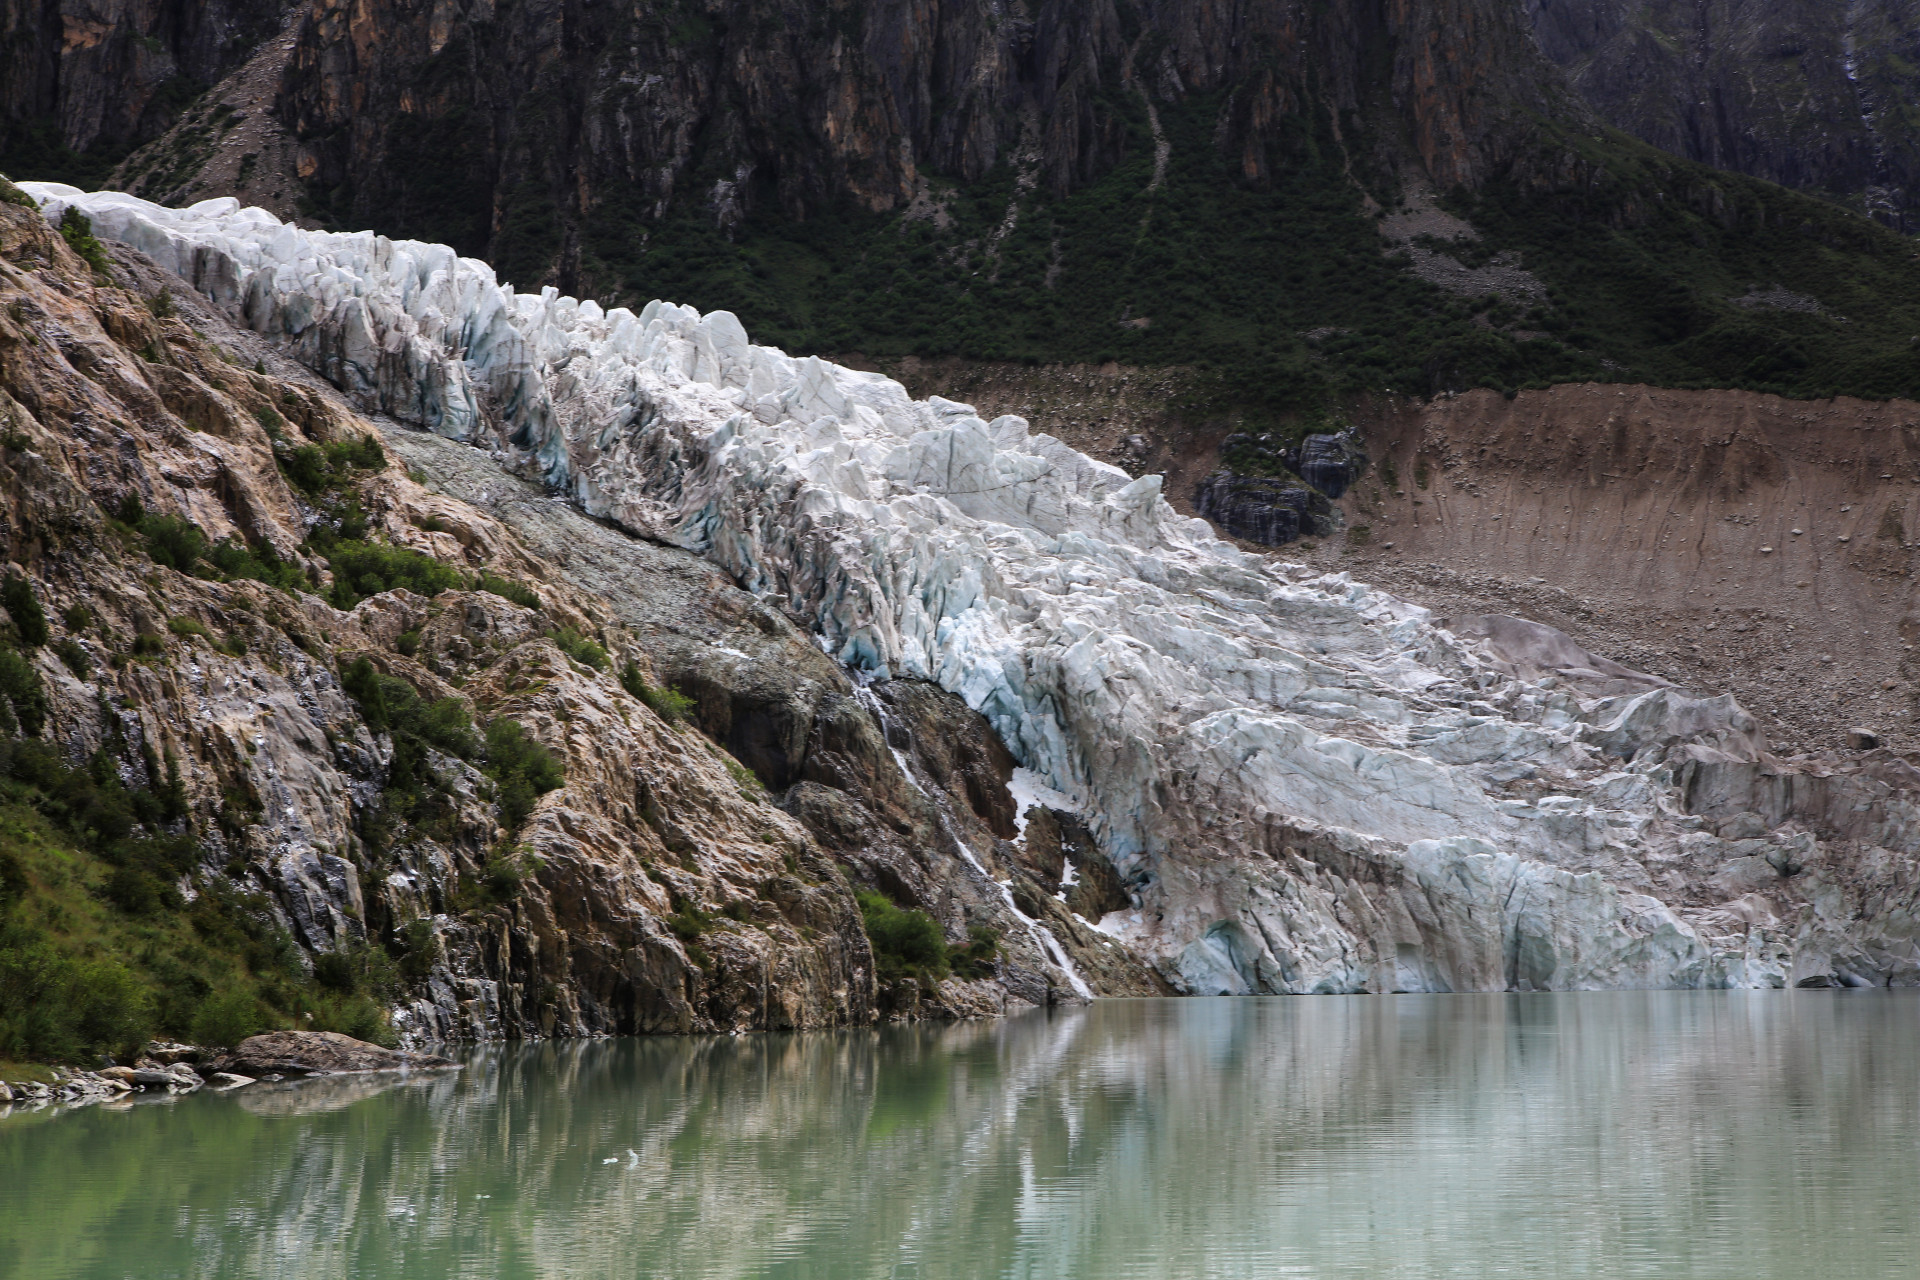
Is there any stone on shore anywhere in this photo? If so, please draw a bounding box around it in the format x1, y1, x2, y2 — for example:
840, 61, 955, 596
208, 1031, 456, 1078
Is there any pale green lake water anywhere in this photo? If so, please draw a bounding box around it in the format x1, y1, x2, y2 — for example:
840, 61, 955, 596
3, 992, 1917, 1279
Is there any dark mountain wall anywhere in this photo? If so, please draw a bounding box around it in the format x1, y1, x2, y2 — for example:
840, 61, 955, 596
9, 0, 1920, 410
271, 0, 1586, 280
0, 0, 285, 182
1528, 0, 1920, 228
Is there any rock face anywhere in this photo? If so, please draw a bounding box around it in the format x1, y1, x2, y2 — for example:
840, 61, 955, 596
1531, 0, 1920, 227
1194, 472, 1337, 546
1341, 382, 1920, 756
210, 1031, 454, 1076
0, 0, 284, 170
45, 0, 1581, 285
33, 184, 1920, 999
1291, 432, 1365, 500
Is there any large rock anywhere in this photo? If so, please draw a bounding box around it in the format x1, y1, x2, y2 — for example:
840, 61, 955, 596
209, 1032, 456, 1077
1194, 470, 1334, 545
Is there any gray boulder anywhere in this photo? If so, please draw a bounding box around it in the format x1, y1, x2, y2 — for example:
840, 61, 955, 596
208, 1031, 456, 1078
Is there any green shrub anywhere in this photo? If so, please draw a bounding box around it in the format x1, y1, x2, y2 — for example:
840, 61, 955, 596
0, 175, 37, 210
146, 286, 175, 319
2, 575, 47, 648
167, 616, 211, 640
548, 627, 607, 670
204, 536, 307, 591
665, 898, 714, 943
483, 719, 563, 832
61, 604, 92, 633
321, 540, 463, 609
138, 513, 209, 573
950, 926, 1002, 980
276, 434, 385, 496
475, 574, 539, 609
189, 987, 263, 1048
397, 917, 442, 979
857, 889, 951, 982
481, 846, 539, 903
0, 648, 46, 736
338, 656, 477, 849
0, 923, 152, 1063
51, 638, 89, 679
131, 632, 164, 657
339, 656, 474, 751
57, 207, 111, 277
311, 942, 398, 1000
621, 663, 695, 723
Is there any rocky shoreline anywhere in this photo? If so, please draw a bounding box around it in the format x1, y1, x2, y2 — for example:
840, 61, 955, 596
0, 1032, 456, 1119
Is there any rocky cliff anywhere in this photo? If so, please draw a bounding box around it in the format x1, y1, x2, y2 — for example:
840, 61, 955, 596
22, 182, 1920, 1007
259, 0, 1578, 276
0, 180, 1182, 1066
0, 0, 286, 180
11, 0, 1920, 409
1530, 0, 1920, 228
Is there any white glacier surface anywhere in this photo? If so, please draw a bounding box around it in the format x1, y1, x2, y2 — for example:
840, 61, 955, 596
28, 182, 1854, 994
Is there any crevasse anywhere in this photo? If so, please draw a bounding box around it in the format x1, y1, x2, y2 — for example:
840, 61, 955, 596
26, 183, 1806, 993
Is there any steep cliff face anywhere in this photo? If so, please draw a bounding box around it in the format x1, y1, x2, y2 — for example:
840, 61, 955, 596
1529, 0, 1920, 227
0, 0, 286, 180
262, 0, 1577, 277
0, 0, 1898, 407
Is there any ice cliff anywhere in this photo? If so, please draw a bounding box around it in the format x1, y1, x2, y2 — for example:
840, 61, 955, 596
30, 182, 1917, 993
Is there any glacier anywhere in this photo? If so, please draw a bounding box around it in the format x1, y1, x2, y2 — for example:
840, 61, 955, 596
27, 181, 1902, 994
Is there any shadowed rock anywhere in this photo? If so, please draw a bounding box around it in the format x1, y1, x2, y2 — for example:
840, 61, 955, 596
1195, 471, 1334, 545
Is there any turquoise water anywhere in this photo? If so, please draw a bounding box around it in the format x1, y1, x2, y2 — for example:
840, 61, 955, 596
3, 992, 1918, 1279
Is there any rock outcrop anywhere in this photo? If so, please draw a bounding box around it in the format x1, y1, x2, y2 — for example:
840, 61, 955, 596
0, 0, 285, 171
1531, 0, 1920, 228
209, 1030, 453, 1075
31, 183, 1920, 1001
1194, 471, 1337, 546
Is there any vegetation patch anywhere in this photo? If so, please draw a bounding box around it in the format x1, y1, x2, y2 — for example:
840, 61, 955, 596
0, 735, 393, 1062
547, 627, 607, 670
481, 718, 562, 833
318, 540, 463, 610
475, 574, 539, 609
620, 663, 695, 723
338, 655, 477, 850
856, 889, 999, 984
56, 208, 112, 278
277, 434, 386, 496
121, 497, 308, 593
549, 94, 1920, 414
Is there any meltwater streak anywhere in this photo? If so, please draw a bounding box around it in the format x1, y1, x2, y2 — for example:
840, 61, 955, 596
853, 681, 1094, 999
3, 992, 1917, 1280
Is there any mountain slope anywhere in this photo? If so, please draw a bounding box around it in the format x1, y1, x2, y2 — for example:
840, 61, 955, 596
1530, 0, 1920, 229
0, 175, 1177, 1064
0, 0, 1883, 412
0, 0, 287, 185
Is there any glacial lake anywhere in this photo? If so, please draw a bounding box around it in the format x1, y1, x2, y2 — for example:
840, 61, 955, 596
3, 992, 1918, 1279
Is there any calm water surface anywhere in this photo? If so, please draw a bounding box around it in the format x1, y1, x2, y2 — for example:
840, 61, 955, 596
3, 992, 1917, 1279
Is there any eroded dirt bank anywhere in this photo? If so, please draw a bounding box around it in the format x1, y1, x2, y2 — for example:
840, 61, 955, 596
1325, 385, 1920, 754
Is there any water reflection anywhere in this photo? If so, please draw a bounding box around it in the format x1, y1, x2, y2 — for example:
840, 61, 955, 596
3, 993, 1917, 1279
